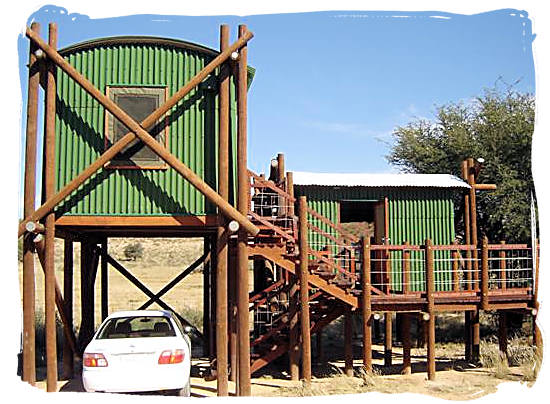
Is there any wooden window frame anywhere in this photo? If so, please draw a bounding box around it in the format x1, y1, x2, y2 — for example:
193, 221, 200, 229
104, 85, 169, 170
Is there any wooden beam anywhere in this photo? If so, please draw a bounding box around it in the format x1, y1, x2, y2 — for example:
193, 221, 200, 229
20, 27, 257, 238
384, 313, 392, 366
62, 237, 74, 379
473, 184, 497, 191
288, 275, 300, 381
44, 23, 58, 392
361, 238, 372, 372
22, 21, 40, 386
56, 215, 219, 227
298, 196, 312, 385
401, 313, 411, 375
425, 239, 436, 381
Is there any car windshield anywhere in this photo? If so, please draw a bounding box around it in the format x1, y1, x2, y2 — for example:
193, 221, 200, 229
96, 316, 176, 339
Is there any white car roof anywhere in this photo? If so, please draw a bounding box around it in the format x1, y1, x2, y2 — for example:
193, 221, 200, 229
105, 310, 173, 319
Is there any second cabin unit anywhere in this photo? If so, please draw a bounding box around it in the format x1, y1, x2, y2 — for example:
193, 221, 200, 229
292, 171, 471, 292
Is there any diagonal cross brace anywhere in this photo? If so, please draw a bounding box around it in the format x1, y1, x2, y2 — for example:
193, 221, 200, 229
138, 250, 210, 310
96, 247, 204, 340
20, 27, 258, 237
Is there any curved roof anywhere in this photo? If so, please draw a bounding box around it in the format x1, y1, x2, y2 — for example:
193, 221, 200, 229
293, 171, 470, 189
59, 35, 219, 57
58, 35, 256, 87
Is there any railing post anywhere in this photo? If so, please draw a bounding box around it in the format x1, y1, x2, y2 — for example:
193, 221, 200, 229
361, 238, 372, 373
298, 196, 312, 385
452, 241, 460, 292
402, 241, 410, 294
481, 236, 489, 310
499, 241, 507, 290
425, 239, 436, 381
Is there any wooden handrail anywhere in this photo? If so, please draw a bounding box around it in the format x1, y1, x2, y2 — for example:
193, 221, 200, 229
306, 207, 359, 243
249, 169, 296, 203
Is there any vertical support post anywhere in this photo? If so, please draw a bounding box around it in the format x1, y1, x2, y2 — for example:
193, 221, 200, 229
276, 153, 285, 184
498, 311, 508, 363
44, 22, 58, 393
481, 236, 489, 310
452, 242, 460, 292
79, 241, 97, 352
425, 239, 436, 381
461, 160, 472, 291
402, 242, 410, 294
228, 239, 238, 382
384, 313, 392, 366
288, 276, 300, 381
472, 309, 480, 363
298, 196, 312, 385
465, 311, 472, 362
499, 241, 507, 289
361, 238, 372, 372
401, 314, 411, 375
236, 24, 251, 396
344, 307, 354, 376
203, 237, 211, 358
22, 21, 41, 385
467, 158, 479, 290
62, 237, 74, 379
287, 172, 295, 217
100, 238, 108, 321
215, 26, 230, 395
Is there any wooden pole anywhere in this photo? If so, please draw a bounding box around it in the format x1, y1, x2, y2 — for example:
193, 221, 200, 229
401, 314, 411, 375
215, 24, 230, 396
203, 238, 211, 358
361, 238, 372, 372
499, 241, 507, 290
452, 241, 460, 292
344, 307, 354, 376
461, 160, 472, 291
384, 312, 392, 367
20, 27, 257, 238
402, 242, 410, 294
465, 311, 472, 362
498, 311, 508, 363
62, 237, 74, 379
43, 22, 58, 392
481, 236, 489, 310
228, 239, 237, 382
425, 239, 436, 381
288, 276, 300, 380
100, 238, 108, 321
236, 24, 251, 396
298, 196, 312, 385
22, 21, 40, 385
472, 309, 480, 364
287, 172, 295, 217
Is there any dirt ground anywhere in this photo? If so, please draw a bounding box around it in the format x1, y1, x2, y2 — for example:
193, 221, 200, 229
20, 237, 540, 399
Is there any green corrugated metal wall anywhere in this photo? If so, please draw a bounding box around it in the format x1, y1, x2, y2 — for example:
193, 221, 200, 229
295, 185, 457, 292
53, 38, 240, 216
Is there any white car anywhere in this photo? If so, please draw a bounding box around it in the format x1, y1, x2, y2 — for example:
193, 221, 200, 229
82, 310, 192, 396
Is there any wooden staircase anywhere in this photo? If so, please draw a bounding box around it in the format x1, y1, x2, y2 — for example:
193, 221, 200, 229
246, 170, 364, 374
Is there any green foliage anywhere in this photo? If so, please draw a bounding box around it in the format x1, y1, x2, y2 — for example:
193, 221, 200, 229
387, 86, 535, 243
123, 242, 144, 261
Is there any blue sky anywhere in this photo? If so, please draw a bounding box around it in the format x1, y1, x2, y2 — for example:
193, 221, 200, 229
18, 6, 535, 176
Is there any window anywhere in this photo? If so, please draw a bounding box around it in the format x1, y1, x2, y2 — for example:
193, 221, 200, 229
105, 86, 169, 169
96, 316, 176, 339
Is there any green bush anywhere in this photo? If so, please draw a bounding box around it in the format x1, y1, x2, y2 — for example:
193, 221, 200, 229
123, 242, 144, 261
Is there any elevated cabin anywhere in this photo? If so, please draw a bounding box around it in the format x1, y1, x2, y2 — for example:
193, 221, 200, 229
292, 171, 470, 292
52, 36, 254, 236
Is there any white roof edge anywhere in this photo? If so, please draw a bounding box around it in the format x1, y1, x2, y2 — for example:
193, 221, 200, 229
291, 171, 470, 189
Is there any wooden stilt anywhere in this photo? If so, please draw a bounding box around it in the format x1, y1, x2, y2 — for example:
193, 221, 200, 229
62, 238, 74, 379
236, 24, 251, 396
384, 313, 392, 366
228, 239, 238, 383
215, 49, 229, 388
361, 238, 372, 373
472, 309, 480, 364
288, 275, 300, 381
425, 239, 436, 381
401, 314, 411, 375
22, 21, 40, 386
100, 238, 108, 321
498, 311, 508, 363
465, 311, 472, 362
344, 307, 354, 376
44, 22, 58, 392
298, 196, 312, 385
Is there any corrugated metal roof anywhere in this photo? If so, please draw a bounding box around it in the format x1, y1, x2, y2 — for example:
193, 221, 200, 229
292, 172, 470, 189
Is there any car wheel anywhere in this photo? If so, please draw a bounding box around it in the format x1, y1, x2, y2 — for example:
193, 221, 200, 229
177, 381, 191, 397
